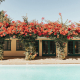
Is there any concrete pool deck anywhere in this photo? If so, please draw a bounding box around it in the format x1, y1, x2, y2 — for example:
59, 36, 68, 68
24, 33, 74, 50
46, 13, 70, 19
0, 56, 80, 65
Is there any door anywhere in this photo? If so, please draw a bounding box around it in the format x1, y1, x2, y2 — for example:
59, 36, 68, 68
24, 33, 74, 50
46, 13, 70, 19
68, 40, 80, 56
42, 40, 56, 56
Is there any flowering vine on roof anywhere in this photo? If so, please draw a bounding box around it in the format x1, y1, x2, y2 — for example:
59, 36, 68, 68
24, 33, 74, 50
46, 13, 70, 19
0, 10, 80, 60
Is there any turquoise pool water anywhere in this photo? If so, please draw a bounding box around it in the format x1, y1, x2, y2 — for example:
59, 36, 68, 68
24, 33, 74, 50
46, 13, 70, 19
0, 64, 80, 80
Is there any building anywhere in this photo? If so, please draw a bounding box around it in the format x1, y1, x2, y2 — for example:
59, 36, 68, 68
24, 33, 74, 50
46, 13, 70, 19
3, 37, 80, 57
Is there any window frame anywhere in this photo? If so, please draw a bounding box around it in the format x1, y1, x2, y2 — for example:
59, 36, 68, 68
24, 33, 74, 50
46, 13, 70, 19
3, 40, 11, 51
42, 40, 56, 56
67, 40, 80, 56
16, 40, 39, 56
16, 40, 25, 51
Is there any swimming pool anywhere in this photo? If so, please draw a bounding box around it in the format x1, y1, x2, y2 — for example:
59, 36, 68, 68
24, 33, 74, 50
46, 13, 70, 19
0, 64, 80, 80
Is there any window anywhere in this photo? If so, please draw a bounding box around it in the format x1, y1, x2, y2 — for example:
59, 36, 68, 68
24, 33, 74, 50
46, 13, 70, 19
68, 41, 73, 54
16, 40, 25, 50
35, 40, 39, 53
16, 40, 39, 52
3, 40, 11, 50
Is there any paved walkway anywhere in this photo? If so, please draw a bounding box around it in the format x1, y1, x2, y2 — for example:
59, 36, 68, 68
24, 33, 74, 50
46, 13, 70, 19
0, 56, 80, 65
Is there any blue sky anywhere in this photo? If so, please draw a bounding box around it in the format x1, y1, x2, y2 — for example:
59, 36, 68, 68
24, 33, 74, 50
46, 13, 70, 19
0, 0, 80, 24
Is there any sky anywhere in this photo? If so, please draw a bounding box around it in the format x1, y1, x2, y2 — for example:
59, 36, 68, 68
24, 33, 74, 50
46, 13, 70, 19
0, 0, 80, 24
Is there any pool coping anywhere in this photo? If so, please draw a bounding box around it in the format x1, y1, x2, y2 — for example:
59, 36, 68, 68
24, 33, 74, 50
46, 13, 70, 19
0, 58, 80, 65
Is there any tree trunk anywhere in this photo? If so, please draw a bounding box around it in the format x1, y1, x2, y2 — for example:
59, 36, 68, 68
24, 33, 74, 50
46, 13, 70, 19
56, 42, 65, 59
23, 41, 37, 60
0, 43, 4, 60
